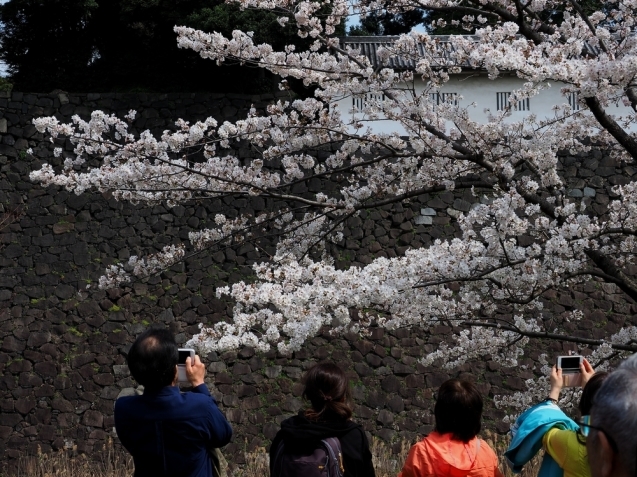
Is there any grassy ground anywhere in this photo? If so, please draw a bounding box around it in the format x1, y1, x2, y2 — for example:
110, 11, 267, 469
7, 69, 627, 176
7, 433, 541, 477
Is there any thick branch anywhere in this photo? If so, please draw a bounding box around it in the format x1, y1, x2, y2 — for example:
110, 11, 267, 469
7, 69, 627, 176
567, 0, 608, 53
357, 180, 493, 210
585, 250, 637, 302
626, 87, 637, 113
585, 96, 637, 161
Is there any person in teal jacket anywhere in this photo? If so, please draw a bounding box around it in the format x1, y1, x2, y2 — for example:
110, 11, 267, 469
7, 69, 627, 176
505, 359, 607, 477
504, 400, 578, 477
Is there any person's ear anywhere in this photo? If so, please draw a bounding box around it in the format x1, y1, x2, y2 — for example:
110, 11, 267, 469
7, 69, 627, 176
172, 364, 179, 385
588, 430, 615, 477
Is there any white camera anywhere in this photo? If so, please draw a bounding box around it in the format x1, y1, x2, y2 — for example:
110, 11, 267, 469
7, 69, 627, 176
177, 348, 195, 383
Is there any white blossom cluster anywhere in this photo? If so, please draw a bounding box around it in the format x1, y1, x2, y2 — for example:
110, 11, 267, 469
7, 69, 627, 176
28, 0, 637, 390
98, 244, 186, 289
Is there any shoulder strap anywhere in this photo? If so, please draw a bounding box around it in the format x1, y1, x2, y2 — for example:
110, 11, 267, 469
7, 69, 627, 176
321, 437, 345, 476
272, 439, 286, 475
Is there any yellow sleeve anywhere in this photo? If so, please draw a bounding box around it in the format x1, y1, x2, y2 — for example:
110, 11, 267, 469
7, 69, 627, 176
542, 428, 570, 468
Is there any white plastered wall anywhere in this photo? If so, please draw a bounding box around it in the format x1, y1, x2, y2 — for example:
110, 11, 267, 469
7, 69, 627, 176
334, 72, 634, 135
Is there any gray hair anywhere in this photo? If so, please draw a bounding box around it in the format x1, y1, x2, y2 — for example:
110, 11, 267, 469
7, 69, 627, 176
591, 353, 637, 474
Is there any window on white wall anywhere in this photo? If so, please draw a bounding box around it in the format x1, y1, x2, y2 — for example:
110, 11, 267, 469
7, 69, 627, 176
429, 92, 458, 106
568, 92, 580, 111
352, 93, 385, 111
496, 92, 530, 111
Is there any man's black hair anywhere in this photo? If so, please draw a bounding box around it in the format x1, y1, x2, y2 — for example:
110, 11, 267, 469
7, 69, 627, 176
127, 328, 178, 391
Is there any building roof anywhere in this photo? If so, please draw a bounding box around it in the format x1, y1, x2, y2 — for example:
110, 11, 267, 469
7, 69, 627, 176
340, 35, 471, 70
339, 35, 600, 70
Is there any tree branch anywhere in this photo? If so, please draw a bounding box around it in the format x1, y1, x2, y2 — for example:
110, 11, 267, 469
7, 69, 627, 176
584, 96, 637, 161
585, 249, 637, 302
462, 320, 637, 352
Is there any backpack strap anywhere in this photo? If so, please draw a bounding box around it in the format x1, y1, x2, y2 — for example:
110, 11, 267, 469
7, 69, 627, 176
272, 439, 286, 476
321, 437, 345, 476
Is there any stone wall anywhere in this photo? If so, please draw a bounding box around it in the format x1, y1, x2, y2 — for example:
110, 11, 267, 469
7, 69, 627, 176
1, 91, 636, 469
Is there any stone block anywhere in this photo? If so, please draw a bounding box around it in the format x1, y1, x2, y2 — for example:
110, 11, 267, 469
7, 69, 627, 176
393, 363, 416, 375
1, 336, 26, 352
208, 362, 227, 373
365, 391, 387, 409
414, 216, 432, 225
283, 367, 302, 380
381, 375, 400, 393
3, 243, 23, 259
225, 409, 243, 423
113, 365, 130, 377
354, 363, 373, 377
93, 374, 114, 386
55, 285, 75, 300
387, 395, 405, 413
453, 199, 471, 212
377, 409, 394, 426
264, 366, 282, 378
237, 385, 257, 397
377, 428, 395, 442
426, 372, 450, 388
365, 354, 383, 367
27, 331, 51, 347
232, 363, 251, 375
81, 410, 103, 427
406, 374, 425, 388
56, 412, 80, 429
263, 422, 279, 440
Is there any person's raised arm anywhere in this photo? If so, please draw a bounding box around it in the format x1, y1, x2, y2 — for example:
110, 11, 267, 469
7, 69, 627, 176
548, 365, 563, 403
186, 355, 233, 446
579, 359, 595, 388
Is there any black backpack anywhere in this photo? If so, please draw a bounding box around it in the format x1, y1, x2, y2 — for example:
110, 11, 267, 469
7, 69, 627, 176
271, 437, 345, 477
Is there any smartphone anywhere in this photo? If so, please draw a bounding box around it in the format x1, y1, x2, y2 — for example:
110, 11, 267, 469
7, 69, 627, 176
177, 348, 195, 383
556, 355, 583, 374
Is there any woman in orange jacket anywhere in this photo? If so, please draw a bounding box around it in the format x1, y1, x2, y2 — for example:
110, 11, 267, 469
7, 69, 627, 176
398, 379, 504, 477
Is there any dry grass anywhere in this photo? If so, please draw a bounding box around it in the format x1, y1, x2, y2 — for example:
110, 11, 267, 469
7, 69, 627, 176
5, 434, 543, 477
5, 440, 133, 477
484, 430, 542, 477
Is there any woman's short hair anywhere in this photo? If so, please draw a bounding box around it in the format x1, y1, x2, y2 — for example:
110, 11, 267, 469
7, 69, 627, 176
579, 371, 608, 416
303, 362, 353, 422
128, 328, 178, 391
434, 379, 483, 442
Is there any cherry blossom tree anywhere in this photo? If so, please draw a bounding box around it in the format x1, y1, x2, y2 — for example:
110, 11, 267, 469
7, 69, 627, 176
29, 0, 637, 412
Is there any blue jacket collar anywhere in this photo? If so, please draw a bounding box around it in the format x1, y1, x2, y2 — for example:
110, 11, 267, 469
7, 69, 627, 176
142, 385, 180, 397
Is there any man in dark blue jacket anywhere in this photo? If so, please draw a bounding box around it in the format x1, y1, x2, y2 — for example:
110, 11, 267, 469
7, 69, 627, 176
115, 328, 232, 477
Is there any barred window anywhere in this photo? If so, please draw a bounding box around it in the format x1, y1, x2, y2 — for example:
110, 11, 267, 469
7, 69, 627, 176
429, 92, 458, 106
568, 92, 580, 111
352, 93, 385, 111
496, 92, 530, 111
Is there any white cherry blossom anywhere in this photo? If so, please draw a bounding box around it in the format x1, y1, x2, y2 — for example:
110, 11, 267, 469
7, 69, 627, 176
28, 0, 637, 417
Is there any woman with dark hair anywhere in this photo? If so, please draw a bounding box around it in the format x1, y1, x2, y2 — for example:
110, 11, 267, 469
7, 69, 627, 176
269, 362, 375, 477
398, 379, 503, 477
541, 360, 609, 477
